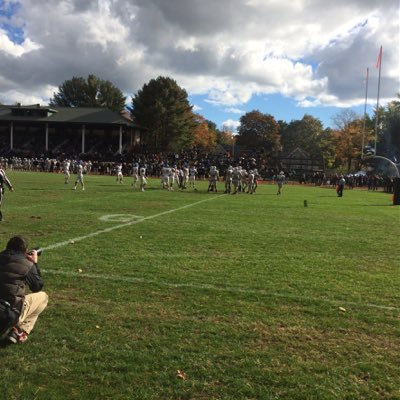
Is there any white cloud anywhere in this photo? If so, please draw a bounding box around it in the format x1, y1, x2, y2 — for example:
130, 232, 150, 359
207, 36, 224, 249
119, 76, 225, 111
0, 0, 397, 121
0, 29, 41, 57
192, 104, 202, 112
224, 107, 244, 114
81, 0, 130, 49
222, 119, 241, 132
1, 89, 46, 105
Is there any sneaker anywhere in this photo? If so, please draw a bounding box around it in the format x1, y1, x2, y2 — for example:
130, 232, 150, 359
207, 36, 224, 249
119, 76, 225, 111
7, 326, 28, 344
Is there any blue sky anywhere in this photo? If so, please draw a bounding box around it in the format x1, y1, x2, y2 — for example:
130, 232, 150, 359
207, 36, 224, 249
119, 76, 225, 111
0, 0, 397, 132
190, 92, 374, 131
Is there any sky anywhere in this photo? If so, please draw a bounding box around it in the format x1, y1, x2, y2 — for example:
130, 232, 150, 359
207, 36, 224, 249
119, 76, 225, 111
0, 0, 399, 132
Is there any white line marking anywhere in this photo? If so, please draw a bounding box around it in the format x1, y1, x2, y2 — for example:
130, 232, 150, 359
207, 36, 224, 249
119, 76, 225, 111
98, 214, 144, 223
42, 195, 226, 251
42, 269, 399, 312
40, 193, 399, 313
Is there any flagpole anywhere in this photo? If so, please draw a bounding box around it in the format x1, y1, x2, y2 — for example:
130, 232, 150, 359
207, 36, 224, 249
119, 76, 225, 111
374, 45, 382, 154
361, 67, 369, 159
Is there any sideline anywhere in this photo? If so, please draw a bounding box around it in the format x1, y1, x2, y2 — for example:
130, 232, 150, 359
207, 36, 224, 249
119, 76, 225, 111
42, 194, 226, 251
42, 268, 399, 312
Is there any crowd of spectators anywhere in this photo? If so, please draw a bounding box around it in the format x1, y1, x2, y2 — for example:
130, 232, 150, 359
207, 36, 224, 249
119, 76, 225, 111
0, 148, 397, 193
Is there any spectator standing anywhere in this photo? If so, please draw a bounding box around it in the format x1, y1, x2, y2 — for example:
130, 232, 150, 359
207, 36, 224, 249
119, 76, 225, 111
0, 168, 14, 222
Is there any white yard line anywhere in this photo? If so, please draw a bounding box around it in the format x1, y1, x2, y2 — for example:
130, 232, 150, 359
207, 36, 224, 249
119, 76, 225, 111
40, 193, 399, 313
42, 194, 226, 251
42, 269, 399, 312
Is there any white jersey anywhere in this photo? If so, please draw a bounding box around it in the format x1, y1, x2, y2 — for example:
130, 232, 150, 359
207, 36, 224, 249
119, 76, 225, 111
162, 166, 171, 187
77, 164, 84, 177
277, 173, 285, 185
0, 168, 13, 190
248, 171, 255, 185
225, 168, 233, 182
139, 167, 147, 191
209, 168, 219, 182
189, 166, 197, 176
63, 161, 70, 174
232, 168, 240, 183
116, 164, 123, 183
189, 167, 197, 180
74, 164, 84, 188
162, 166, 171, 178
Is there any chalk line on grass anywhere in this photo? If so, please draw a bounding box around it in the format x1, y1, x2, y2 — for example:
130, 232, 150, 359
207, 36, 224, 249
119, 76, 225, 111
42, 268, 399, 312
41, 194, 226, 251
40, 193, 399, 313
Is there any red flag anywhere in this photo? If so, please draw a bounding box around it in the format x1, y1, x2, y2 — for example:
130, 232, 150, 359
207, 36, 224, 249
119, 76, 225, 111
376, 46, 382, 69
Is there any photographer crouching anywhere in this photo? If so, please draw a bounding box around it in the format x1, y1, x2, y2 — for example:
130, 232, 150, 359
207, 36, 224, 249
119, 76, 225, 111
0, 235, 48, 344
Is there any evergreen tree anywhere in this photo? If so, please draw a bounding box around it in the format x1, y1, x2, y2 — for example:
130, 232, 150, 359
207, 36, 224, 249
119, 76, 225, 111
131, 76, 195, 152
50, 74, 126, 113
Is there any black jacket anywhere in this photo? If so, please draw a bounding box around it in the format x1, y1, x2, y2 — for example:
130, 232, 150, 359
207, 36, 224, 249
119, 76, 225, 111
0, 250, 44, 313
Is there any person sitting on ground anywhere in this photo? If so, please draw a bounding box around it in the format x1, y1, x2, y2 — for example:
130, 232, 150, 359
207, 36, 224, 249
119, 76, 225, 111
0, 235, 48, 344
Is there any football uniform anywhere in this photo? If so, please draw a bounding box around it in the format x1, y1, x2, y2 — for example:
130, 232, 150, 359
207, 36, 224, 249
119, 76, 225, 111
182, 166, 189, 189
247, 170, 255, 194
132, 164, 139, 187
224, 167, 233, 193
116, 164, 123, 183
139, 166, 147, 192
169, 167, 178, 191
0, 168, 13, 221
189, 166, 197, 188
63, 160, 71, 184
74, 164, 85, 190
207, 166, 219, 192
232, 167, 240, 194
161, 166, 171, 189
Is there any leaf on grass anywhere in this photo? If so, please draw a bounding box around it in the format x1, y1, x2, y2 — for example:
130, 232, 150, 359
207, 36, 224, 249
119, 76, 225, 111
339, 307, 346, 312
176, 370, 187, 380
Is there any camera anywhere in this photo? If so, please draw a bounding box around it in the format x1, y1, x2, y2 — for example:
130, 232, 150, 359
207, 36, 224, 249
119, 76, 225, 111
28, 247, 42, 256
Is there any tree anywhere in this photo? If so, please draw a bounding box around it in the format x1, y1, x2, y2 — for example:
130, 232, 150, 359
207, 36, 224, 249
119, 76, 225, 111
333, 118, 374, 171
376, 96, 400, 159
331, 109, 359, 131
318, 128, 336, 169
131, 76, 195, 152
280, 114, 325, 158
50, 74, 126, 113
236, 110, 280, 154
192, 114, 217, 151
217, 127, 235, 148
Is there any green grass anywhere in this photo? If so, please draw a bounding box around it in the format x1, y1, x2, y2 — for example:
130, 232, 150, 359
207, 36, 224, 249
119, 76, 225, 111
0, 171, 399, 400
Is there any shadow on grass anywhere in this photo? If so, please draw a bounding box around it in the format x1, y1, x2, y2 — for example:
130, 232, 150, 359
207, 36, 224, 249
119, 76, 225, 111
362, 204, 395, 207
0, 340, 12, 349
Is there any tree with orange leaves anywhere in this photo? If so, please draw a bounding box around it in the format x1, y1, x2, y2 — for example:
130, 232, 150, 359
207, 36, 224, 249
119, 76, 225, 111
192, 114, 217, 151
333, 118, 374, 171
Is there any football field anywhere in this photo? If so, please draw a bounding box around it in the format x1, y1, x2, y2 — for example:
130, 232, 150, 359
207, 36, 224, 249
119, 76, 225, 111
1, 171, 399, 399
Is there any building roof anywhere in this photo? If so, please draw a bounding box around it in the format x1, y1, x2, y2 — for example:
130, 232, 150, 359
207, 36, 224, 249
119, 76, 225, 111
286, 147, 310, 159
0, 104, 135, 127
